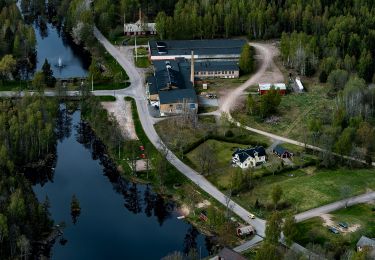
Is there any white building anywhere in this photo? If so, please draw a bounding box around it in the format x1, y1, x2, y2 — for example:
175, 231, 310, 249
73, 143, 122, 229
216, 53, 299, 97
232, 147, 267, 169
124, 10, 156, 36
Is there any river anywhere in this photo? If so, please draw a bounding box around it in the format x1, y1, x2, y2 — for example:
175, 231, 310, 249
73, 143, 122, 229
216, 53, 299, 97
27, 107, 211, 259
18, 0, 90, 79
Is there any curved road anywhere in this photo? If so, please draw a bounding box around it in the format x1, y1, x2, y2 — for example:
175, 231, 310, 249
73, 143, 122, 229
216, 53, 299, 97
92, 28, 375, 253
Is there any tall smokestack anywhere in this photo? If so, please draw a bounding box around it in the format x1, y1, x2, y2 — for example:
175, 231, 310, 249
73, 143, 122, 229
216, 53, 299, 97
191, 51, 195, 86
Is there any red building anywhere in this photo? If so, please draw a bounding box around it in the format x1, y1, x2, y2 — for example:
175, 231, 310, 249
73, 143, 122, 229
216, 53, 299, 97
258, 83, 287, 95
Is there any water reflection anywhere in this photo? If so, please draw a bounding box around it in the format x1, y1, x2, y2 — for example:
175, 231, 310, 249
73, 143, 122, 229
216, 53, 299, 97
26, 105, 212, 259
19, 0, 90, 79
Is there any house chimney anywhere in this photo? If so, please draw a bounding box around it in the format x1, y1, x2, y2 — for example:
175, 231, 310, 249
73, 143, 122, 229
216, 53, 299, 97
190, 51, 195, 86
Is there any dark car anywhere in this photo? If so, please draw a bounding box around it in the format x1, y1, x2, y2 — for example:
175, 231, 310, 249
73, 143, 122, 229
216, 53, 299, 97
338, 222, 348, 229
328, 226, 339, 234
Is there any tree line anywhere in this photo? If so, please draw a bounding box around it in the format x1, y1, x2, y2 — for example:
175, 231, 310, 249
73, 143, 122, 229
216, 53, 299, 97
0, 95, 58, 259
0, 1, 36, 82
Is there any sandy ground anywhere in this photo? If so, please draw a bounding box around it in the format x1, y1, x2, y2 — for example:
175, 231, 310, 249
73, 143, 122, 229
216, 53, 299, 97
101, 99, 138, 140
256, 42, 284, 84
320, 214, 361, 233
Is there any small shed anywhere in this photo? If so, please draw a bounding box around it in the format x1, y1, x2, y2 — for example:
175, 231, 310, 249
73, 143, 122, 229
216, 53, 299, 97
236, 225, 255, 236
295, 77, 304, 91
273, 145, 293, 158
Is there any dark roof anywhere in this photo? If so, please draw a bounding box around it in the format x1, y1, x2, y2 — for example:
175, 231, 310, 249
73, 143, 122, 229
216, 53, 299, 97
194, 60, 239, 72
150, 59, 197, 105
218, 247, 247, 260
146, 76, 158, 95
159, 89, 197, 104
149, 39, 246, 57
232, 147, 266, 163
273, 145, 289, 155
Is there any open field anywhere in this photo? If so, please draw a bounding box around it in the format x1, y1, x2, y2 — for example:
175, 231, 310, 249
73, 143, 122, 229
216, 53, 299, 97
234, 167, 375, 218
232, 83, 333, 142
295, 203, 375, 248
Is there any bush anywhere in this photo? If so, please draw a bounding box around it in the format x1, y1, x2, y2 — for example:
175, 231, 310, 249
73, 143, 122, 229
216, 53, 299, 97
224, 130, 234, 137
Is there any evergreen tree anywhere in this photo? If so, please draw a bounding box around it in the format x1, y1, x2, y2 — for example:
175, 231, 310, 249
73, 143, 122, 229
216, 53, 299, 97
41, 59, 56, 88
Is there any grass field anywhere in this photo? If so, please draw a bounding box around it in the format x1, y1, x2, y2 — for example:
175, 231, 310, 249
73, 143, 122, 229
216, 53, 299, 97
234, 167, 375, 217
295, 203, 375, 248
232, 84, 333, 142
93, 82, 129, 90
134, 57, 151, 68
186, 139, 248, 182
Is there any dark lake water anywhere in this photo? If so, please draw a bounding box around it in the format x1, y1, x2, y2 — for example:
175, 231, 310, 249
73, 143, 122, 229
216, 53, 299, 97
29, 107, 211, 259
17, 0, 90, 79
33, 23, 89, 79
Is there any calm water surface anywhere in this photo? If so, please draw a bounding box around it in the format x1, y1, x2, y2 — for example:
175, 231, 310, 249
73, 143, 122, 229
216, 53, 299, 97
33, 23, 89, 79
31, 108, 211, 260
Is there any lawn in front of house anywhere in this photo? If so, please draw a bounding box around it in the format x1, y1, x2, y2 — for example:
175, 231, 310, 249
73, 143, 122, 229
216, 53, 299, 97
234, 167, 375, 217
295, 203, 375, 248
186, 139, 249, 187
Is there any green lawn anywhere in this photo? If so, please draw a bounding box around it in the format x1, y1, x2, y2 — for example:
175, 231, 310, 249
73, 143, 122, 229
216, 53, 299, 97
93, 82, 129, 90
232, 84, 333, 142
134, 57, 151, 68
235, 168, 375, 216
295, 203, 375, 248
186, 139, 248, 177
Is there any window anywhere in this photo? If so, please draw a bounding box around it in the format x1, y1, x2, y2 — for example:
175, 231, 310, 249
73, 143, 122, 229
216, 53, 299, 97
176, 104, 183, 110
189, 104, 196, 109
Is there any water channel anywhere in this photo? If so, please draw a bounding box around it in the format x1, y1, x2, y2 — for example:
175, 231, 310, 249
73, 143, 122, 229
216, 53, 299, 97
19, 2, 211, 258
28, 107, 211, 259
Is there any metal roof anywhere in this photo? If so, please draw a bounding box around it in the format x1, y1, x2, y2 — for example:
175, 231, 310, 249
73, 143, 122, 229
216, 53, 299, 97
259, 83, 286, 91
159, 89, 197, 104
149, 39, 246, 57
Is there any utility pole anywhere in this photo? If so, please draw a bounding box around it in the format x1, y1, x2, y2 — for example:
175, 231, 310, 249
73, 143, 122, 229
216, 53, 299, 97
91, 75, 94, 92
135, 35, 138, 62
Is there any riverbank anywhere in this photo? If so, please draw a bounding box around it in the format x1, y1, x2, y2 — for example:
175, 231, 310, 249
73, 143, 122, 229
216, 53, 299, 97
82, 96, 249, 251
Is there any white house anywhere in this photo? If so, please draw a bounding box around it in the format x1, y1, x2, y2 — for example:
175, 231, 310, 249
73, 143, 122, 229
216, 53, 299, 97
232, 147, 267, 169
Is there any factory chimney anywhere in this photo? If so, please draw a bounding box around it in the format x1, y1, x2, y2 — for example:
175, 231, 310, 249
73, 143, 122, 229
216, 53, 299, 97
190, 51, 195, 86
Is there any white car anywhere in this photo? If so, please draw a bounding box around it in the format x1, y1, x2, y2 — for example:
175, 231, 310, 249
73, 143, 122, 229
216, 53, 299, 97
249, 214, 255, 219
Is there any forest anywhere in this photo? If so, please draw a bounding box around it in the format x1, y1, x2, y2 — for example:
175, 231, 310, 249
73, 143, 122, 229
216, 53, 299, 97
0, 1, 36, 81
0, 95, 58, 259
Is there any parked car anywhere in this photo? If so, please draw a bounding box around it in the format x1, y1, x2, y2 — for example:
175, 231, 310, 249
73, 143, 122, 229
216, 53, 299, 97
139, 145, 144, 151
338, 222, 348, 229
248, 213, 255, 219
328, 227, 339, 234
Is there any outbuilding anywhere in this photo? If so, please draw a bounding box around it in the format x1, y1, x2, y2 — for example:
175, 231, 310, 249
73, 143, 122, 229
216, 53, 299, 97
258, 83, 287, 95
236, 225, 255, 236
273, 145, 293, 159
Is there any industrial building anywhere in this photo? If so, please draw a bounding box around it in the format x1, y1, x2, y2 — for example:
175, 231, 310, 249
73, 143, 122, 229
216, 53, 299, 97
148, 39, 246, 61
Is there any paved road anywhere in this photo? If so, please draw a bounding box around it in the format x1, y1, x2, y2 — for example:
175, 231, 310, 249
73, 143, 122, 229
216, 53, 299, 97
93, 27, 268, 237
295, 192, 375, 222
